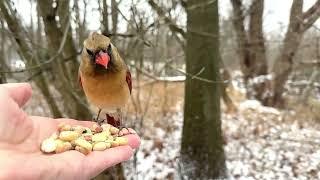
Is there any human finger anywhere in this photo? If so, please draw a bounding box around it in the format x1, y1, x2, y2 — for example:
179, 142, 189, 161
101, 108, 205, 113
84, 146, 133, 178
1, 83, 32, 107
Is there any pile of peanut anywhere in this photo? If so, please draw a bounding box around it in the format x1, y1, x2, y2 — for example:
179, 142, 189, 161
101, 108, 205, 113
40, 123, 128, 155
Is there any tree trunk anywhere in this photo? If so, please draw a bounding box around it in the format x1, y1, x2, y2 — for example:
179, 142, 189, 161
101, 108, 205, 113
181, 0, 226, 178
0, 0, 62, 117
231, 0, 268, 102
57, 0, 79, 85
111, 0, 118, 35
94, 164, 125, 180
74, 0, 87, 47
56, 0, 89, 118
247, 0, 268, 102
100, 0, 110, 36
268, 0, 304, 107
220, 61, 237, 113
37, 0, 91, 119
230, 0, 250, 82
0, 19, 7, 84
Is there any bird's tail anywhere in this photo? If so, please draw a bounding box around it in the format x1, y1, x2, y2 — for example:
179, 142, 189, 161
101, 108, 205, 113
106, 114, 120, 127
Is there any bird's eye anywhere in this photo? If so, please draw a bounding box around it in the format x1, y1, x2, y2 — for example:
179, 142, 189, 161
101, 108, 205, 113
107, 44, 112, 55
86, 48, 94, 57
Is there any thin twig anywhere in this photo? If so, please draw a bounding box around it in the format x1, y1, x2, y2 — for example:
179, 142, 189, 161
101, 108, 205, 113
167, 64, 229, 84
115, 5, 153, 47
187, 0, 217, 11
0, 19, 71, 73
191, 67, 205, 79
299, 60, 320, 66
108, 33, 136, 38
24, 70, 44, 81
148, 0, 186, 38
131, 63, 228, 84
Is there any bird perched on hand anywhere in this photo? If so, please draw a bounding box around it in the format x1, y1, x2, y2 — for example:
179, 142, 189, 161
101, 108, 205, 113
78, 32, 132, 128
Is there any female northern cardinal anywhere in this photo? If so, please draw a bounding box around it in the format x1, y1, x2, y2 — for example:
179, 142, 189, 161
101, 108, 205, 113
78, 32, 132, 127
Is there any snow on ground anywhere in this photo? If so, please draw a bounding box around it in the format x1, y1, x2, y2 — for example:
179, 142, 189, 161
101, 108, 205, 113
126, 99, 320, 179
126, 112, 183, 179
24, 82, 320, 179
224, 100, 320, 180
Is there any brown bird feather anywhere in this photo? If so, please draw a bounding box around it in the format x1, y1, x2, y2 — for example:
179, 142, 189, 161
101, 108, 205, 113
78, 32, 131, 126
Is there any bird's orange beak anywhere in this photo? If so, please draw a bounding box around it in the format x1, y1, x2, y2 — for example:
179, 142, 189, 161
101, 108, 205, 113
95, 51, 110, 68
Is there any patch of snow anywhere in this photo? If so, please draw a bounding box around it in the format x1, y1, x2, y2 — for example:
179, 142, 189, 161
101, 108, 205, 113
239, 100, 262, 110
126, 91, 320, 179
239, 100, 281, 115
126, 112, 183, 179
249, 74, 273, 84
157, 76, 185, 81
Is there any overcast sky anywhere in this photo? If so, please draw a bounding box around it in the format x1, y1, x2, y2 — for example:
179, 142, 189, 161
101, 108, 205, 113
12, 0, 320, 36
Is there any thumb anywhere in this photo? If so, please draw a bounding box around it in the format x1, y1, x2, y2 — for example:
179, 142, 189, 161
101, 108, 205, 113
1, 83, 32, 107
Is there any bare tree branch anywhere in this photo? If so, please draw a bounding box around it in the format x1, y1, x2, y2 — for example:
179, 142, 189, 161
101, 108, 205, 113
268, 0, 304, 107
167, 64, 228, 84
0, 20, 70, 73
148, 0, 186, 39
108, 33, 136, 38
0, 0, 63, 117
130, 63, 228, 84
302, 0, 320, 20
301, 4, 320, 32
299, 60, 320, 66
115, 5, 153, 47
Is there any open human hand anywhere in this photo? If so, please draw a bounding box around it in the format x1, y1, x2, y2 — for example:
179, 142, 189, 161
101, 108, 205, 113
0, 83, 140, 180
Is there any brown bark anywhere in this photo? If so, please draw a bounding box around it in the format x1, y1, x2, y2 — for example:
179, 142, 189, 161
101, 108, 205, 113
149, 0, 235, 111
111, 0, 118, 35
301, 0, 320, 32
148, 0, 185, 48
231, 0, 268, 102
29, 0, 35, 42
268, 0, 320, 108
37, 0, 91, 119
220, 62, 237, 113
0, 19, 7, 84
148, 0, 186, 39
181, 0, 226, 178
230, 0, 250, 81
231, 0, 320, 107
57, 0, 79, 85
269, 0, 304, 107
101, 0, 110, 36
74, 0, 87, 46
37, 0, 75, 116
0, 0, 62, 117
73, 0, 81, 46
247, 0, 268, 101
36, 3, 43, 46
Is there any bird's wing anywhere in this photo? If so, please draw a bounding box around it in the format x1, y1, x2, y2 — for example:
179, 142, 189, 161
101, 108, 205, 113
126, 70, 132, 94
78, 70, 83, 89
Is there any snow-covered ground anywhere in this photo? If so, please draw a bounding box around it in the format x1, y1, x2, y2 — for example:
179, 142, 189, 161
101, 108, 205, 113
125, 111, 183, 179
126, 100, 320, 179
24, 81, 320, 179
225, 100, 320, 179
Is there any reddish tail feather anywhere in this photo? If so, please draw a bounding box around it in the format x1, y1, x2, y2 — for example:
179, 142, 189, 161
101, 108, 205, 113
106, 114, 120, 127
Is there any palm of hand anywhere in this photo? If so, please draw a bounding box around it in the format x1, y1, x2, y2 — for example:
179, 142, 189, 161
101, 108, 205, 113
0, 83, 139, 180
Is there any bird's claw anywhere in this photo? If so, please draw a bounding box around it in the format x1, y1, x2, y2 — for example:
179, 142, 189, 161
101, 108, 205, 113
117, 126, 136, 136
97, 119, 106, 125
92, 117, 105, 125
